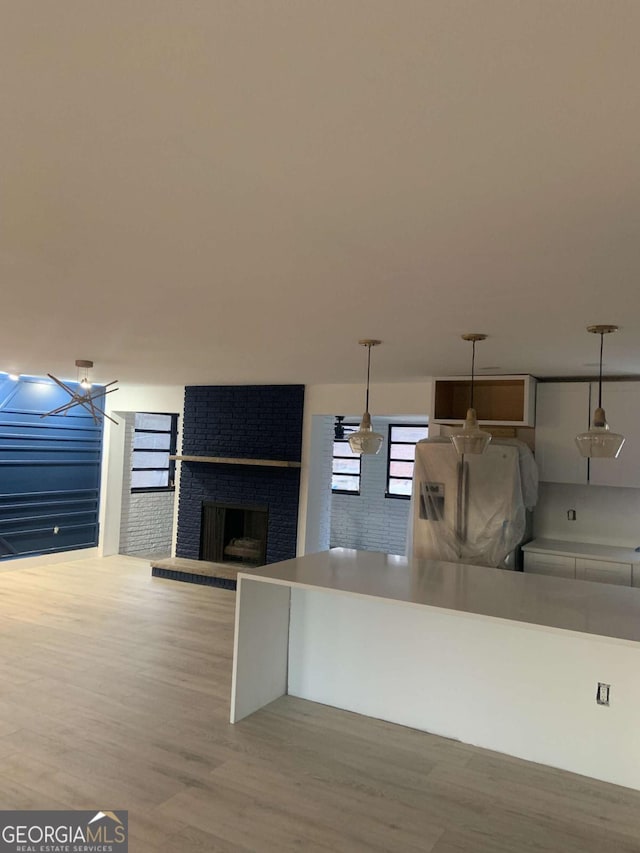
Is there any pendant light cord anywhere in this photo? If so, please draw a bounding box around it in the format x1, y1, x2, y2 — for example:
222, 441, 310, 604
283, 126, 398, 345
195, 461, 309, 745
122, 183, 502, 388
598, 331, 604, 409
365, 344, 372, 411
470, 339, 476, 410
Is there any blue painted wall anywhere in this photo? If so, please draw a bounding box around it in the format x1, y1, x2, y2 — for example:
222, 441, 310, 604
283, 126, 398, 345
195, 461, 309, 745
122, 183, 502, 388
0, 374, 103, 559
176, 385, 304, 564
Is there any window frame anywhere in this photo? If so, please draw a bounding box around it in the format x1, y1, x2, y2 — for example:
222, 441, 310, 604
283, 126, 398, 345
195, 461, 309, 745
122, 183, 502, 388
131, 412, 179, 493
331, 425, 362, 495
385, 423, 428, 500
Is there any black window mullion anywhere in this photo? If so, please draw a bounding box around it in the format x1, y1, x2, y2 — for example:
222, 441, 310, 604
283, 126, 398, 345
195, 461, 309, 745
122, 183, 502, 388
386, 423, 428, 500
332, 427, 361, 495
132, 412, 179, 493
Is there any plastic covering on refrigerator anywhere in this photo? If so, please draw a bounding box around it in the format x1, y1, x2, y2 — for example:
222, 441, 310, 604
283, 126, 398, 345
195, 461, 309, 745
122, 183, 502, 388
407, 438, 538, 568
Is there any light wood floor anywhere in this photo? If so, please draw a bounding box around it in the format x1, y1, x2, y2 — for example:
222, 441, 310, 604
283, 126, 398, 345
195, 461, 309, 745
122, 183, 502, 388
1, 555, 640, 852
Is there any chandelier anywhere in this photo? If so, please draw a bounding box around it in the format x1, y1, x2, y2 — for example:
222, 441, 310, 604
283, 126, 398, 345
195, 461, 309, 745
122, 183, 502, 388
42, 360, 119, 425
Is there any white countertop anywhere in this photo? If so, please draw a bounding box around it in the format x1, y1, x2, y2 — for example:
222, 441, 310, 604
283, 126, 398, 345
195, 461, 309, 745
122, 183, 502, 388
239, 548, 640, 645
522, 537, 640, 564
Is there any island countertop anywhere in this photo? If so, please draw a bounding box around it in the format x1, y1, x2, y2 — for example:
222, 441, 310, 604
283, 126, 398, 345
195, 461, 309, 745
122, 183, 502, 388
239, 547, 640, 645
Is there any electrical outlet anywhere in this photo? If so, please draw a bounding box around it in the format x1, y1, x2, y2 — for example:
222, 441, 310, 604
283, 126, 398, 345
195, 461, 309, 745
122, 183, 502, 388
567, 509, 576, 521
596, 682, 610, 706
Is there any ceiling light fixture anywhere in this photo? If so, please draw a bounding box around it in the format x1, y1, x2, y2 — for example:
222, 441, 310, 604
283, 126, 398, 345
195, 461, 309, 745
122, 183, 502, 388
451, 334, 492, 457
42, 359, 119, 426
348, 339, 384, 456
76, 359, 93, 389
575, 325, 624, 459
334, 416, 346, 440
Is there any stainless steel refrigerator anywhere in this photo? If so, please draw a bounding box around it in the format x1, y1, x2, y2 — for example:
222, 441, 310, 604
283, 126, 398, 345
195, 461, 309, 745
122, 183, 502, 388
408, 438, 538, 568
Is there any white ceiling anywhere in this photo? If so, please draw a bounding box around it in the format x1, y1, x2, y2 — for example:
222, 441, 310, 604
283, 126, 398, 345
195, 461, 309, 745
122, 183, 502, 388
2, 1, 640, 386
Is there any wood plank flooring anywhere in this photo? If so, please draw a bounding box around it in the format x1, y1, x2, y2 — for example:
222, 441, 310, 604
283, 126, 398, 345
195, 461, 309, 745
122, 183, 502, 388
1, 555, 640, 852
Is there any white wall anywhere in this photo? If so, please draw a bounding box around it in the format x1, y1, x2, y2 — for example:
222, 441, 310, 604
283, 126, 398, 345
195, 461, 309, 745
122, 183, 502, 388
303, 416, 334, 554
99, 383, 184, 557
534, 482, 640, 549
298, 381, 433, 555
118, 413, 175, 557
331, 417, 422, 556
36, 373, 640, 561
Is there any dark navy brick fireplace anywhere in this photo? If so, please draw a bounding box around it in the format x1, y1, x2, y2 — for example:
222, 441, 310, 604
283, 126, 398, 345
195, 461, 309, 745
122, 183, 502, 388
176, 385, 304, 565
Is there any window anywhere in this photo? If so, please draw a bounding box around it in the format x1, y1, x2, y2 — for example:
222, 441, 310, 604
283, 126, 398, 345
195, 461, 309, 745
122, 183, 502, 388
131, 412, 178, 491
332, 428, 361, 494
386, 423, 428, 499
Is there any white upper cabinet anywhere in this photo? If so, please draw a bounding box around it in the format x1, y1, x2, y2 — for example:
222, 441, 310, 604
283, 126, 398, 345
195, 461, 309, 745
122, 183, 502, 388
589, 382, 640, 488
535, 383, 590, 484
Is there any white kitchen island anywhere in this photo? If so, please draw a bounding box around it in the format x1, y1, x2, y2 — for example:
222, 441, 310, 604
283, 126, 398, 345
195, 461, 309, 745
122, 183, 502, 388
231, 548, 640, 791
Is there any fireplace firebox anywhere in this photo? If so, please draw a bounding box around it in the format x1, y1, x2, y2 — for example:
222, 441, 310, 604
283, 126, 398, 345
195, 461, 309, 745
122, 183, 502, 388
200, 502, 268, 567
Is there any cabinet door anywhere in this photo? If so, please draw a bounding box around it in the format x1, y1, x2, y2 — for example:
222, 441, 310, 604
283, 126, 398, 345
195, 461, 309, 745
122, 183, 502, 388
589, 383, 640, 488
535, 383, 590, 484
575, 557, 631, 586
523, 552, 575, 578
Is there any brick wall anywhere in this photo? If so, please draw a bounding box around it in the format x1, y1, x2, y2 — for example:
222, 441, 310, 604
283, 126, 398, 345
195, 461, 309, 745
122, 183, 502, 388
176, 385, 304, 564
118, 413, 175, 557
330, 417, 414, 556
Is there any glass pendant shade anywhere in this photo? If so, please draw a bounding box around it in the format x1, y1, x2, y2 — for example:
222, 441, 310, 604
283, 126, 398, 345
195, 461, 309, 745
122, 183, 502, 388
575, 325, 625, 459
575, 407, 625, 459
348, 411, 384, 455
451, 408, 492, 456
348, 338, 383, 455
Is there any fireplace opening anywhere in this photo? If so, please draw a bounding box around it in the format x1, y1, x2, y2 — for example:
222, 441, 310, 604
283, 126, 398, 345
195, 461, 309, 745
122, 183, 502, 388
201, 502, 268, 567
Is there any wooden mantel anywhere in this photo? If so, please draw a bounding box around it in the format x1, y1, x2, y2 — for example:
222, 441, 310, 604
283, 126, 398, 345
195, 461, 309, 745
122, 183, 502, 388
170, 455, 301, 469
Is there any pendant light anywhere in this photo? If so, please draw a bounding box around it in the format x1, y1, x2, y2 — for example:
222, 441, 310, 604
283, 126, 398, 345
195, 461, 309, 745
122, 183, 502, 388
451, 334, 492, 456
348, 339, 384, 455
575, 325, 625, 459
